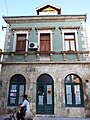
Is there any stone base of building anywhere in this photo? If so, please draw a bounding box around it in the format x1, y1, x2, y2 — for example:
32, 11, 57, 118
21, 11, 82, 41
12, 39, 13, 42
0, 63, 90, 118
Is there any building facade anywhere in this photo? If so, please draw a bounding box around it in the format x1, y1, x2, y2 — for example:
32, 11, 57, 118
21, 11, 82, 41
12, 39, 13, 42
0, 3, 90, 117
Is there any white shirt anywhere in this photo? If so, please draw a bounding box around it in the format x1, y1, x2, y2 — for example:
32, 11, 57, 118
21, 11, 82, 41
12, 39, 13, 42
21, 99, 30, 113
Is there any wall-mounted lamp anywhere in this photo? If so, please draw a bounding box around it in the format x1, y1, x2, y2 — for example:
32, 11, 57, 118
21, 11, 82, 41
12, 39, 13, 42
2, 25, 7, 31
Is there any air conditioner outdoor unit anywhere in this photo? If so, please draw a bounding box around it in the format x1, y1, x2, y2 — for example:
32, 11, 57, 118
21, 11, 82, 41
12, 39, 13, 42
28, 42, 38, 50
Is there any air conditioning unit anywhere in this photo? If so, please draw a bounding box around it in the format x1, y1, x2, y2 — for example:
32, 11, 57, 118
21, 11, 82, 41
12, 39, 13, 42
28, 42, 38, 50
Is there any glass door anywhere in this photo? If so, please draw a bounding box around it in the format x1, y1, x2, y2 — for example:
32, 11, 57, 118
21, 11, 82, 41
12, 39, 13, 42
36, 83, 54, 114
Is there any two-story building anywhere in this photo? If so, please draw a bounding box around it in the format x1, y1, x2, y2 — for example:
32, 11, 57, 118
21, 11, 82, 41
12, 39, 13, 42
0, 3, 90, 117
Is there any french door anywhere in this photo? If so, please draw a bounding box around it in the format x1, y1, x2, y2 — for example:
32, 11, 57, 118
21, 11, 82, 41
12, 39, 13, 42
36, 74, 54, 114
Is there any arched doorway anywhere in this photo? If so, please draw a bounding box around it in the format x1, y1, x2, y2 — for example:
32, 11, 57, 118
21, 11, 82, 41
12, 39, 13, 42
8, 74, 26, 106
36, 73, 54, 114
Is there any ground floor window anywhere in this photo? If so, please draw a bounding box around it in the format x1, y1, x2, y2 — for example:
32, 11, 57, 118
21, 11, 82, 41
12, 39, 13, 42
8, 74, 26, 106
64, 74, 84, 107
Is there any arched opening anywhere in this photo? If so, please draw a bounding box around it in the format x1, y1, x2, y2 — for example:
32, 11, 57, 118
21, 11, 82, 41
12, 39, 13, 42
64, 74, 84, 107
8, 74, 26, 106
36, 73, 54, 114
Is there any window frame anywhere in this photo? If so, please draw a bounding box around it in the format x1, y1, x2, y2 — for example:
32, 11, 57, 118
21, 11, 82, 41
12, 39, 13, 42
64, 33, 76, 51
13, 31, 28, 52
64, 74, 84, 107
16, 34, 26, 52
38, 30, 53, 51
8, 74, 26, 106
62, 29, 78, 51
40, 33, 51, 52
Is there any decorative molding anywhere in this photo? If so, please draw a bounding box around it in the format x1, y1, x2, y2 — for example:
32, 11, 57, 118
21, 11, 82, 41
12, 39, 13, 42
59, 26, 80, 29
35, 27, 55, 34
59, 26, 80, 34
63, 53, 66, 61
11, 27, 32, 31
35, 26, 55, 30
77, 53, 80, 61
24, 53, 28, 61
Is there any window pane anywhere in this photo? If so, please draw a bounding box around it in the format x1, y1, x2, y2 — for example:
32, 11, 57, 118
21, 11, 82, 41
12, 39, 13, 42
18, 36, 25, 40
67, 95, 72, 104
16, 34, 26, 52
65, 76, 70, 83
40, 33, 50, 52
64, 35, 74, 39
10, 85, 17, 104
70, 40, 75, 51
74, 85, 81, 104
66, 85, 72, 104
18, 85, 24, 104
65, 41, 69, 51
73, 77, 80, 83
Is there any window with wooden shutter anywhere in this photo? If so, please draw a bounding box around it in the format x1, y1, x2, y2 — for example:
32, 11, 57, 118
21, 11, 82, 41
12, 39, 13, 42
16, 34, 26, 52
40, 33, 50, 52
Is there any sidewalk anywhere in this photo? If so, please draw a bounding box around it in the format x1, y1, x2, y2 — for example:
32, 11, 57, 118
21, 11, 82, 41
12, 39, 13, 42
34, 116, 90, 120
0, 115, 90, 120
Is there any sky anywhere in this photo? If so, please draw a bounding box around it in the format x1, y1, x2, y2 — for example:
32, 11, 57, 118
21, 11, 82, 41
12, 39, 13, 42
0, 0, 90, 51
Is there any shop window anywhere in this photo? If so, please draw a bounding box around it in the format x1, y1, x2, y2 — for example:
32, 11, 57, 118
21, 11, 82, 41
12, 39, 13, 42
8, 74, 26, 106
16, 34, 26, 52
64, 74, 84, 107
64, 33, 76, 51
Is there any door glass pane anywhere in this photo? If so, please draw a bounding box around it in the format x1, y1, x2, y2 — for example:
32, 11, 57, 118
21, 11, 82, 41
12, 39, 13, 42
38, 95, 43, 105
74, 85, 81, 104
38, 85, 44, 105
66, 85, 72, 104
10, 85, 17, 104
47, 85, 52, 104
18, 85, 24, 104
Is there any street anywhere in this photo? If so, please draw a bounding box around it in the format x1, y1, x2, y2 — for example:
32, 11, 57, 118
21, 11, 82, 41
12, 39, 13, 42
0, 115, 90, 120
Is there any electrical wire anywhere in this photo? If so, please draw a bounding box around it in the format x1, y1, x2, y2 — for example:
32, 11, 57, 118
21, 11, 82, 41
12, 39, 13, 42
5, 0, 8, 15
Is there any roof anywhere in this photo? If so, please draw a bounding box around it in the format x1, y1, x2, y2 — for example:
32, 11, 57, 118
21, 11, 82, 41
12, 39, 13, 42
36, 3, 61, 15
36, 3, 61, 10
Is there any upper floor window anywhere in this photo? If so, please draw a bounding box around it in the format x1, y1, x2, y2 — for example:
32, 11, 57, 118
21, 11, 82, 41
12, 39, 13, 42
64, 33, 76, 51
64, 74, 84, 107
40, 33, 50, 52
62, 29, 78, 51
37, 29, 53, 61
16, 34, 26, 52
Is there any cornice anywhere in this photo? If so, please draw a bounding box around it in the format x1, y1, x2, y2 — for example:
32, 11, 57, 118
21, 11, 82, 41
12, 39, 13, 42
1, 61, 90, 65
3, 15, 86, 23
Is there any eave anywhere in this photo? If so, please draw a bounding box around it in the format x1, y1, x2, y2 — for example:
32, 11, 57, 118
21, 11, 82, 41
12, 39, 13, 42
3, 14, 87, 24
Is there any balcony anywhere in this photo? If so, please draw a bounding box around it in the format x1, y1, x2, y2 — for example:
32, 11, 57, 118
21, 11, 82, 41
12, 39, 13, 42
0, 51, 89, 64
